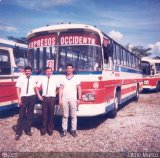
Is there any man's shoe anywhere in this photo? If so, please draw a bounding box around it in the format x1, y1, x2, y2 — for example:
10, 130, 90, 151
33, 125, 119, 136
12, 125, 17, 132
71, 130, 78, 137
25, 131, 32, 136
15, 134, 21, 141
40, 130, 46, 136
47, 131, 53, 136
60, 131, 67, 137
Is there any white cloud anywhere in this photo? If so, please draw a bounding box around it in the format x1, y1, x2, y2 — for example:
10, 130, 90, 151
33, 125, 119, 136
148, 41, 160, 57
108, 30, 124, 42
42, 0, 73, 8
0, 25, 17, 32
13, 0, 73, 10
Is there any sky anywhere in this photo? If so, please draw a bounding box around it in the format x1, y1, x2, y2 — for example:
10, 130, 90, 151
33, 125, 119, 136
0, 0, 160, 57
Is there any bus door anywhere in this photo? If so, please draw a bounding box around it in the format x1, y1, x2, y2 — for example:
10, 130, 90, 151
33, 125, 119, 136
0, 47, 17, 109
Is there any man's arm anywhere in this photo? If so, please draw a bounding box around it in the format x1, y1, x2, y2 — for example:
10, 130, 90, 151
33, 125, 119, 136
59, 85, 64, 107
35, 86, 43, 101
77, 85, 82, 102
35, 79, 43, 100
16, 87, 22, 106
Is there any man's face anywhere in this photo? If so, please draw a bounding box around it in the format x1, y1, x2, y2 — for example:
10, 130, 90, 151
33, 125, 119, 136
25, 69, 32, 77
45, 68, 52, 77
66, 66, 74, 75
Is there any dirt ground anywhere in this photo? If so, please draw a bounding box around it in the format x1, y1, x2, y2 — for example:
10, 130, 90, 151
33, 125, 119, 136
0, 92, 160, 157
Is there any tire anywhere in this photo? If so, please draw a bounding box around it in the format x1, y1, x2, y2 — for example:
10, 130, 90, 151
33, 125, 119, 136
156, 83, 160, 92
109, 91, 119, 118
134, 87, 139, 101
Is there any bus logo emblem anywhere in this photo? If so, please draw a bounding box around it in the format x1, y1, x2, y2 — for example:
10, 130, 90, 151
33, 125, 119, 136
93, 82, 99, 89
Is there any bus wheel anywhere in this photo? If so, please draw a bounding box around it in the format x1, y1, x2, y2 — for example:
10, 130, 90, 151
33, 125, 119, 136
109, 91, 119, 118
156, 83, 160, 92
134, 88, 139, 101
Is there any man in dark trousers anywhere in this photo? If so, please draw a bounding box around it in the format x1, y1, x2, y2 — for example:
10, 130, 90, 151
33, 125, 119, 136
15, 66, 37, 141
37, 67, 59, 136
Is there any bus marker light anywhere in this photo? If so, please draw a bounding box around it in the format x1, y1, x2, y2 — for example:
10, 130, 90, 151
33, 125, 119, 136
98, 76, 103, 81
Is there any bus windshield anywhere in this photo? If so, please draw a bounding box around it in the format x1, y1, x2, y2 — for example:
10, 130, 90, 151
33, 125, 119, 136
142, 61, 150, 75
155, 63, 160, 74
59, 45, 101, 71
28, 31, 102, 72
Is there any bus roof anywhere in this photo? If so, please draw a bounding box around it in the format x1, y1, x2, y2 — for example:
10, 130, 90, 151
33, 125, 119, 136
27, 23, 102, 39
0, 38, 27, 50
142, 57, 160, 64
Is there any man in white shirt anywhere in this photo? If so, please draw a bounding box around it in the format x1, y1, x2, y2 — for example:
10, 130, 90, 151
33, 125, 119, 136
37, 67, 59, 136
15, 66, 37, 141
59, 63, 81, 137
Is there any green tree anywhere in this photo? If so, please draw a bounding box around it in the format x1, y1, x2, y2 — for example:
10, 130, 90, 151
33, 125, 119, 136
125, 44, 152, 58
131, 46, 151, 58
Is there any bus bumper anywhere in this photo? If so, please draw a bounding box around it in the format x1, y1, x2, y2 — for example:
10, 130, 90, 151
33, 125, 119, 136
34, 102, 114, 117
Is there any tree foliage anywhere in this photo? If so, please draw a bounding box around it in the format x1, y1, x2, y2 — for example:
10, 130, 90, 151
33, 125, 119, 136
125, 44, 152, 58
131, 46, 151, 58
7, 36, 27, 44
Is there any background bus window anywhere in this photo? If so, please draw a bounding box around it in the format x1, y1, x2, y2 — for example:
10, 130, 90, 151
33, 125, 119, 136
0, 49, 11, 75
155, 63, 160, 74
142, 62, 150, 75
13, 47, 27, 68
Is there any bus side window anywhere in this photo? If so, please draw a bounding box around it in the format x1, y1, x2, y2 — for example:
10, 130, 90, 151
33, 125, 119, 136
112, 43, 116, 64
103, 44, 113, 69
0, 49, 11, 75
104, 44, 113, 61
123, 50, 127, 66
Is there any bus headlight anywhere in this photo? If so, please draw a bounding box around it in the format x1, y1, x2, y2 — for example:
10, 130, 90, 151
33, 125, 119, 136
82, 93, 95, 101
144, 80, 149, 85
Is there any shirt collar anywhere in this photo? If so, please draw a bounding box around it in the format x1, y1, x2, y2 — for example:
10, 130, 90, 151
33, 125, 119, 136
25, 75, 32, 79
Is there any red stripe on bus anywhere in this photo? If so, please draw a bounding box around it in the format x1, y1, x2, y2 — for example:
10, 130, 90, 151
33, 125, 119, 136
0, 82, 17, 102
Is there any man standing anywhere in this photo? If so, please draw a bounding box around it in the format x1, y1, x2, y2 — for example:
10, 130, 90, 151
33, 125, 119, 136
15, 66, 37, 141
59, 63, 81, 137
37, 67, 59, 136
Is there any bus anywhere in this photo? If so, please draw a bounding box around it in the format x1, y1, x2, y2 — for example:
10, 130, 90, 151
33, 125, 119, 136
0, 38, 27, 111
27, 24, 143, 117
142, 57, 160, 92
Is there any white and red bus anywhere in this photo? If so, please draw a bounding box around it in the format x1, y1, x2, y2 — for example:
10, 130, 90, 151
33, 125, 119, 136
142, 57, 160, 92
27, 24, 143, 117
0, 38, 27, 111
